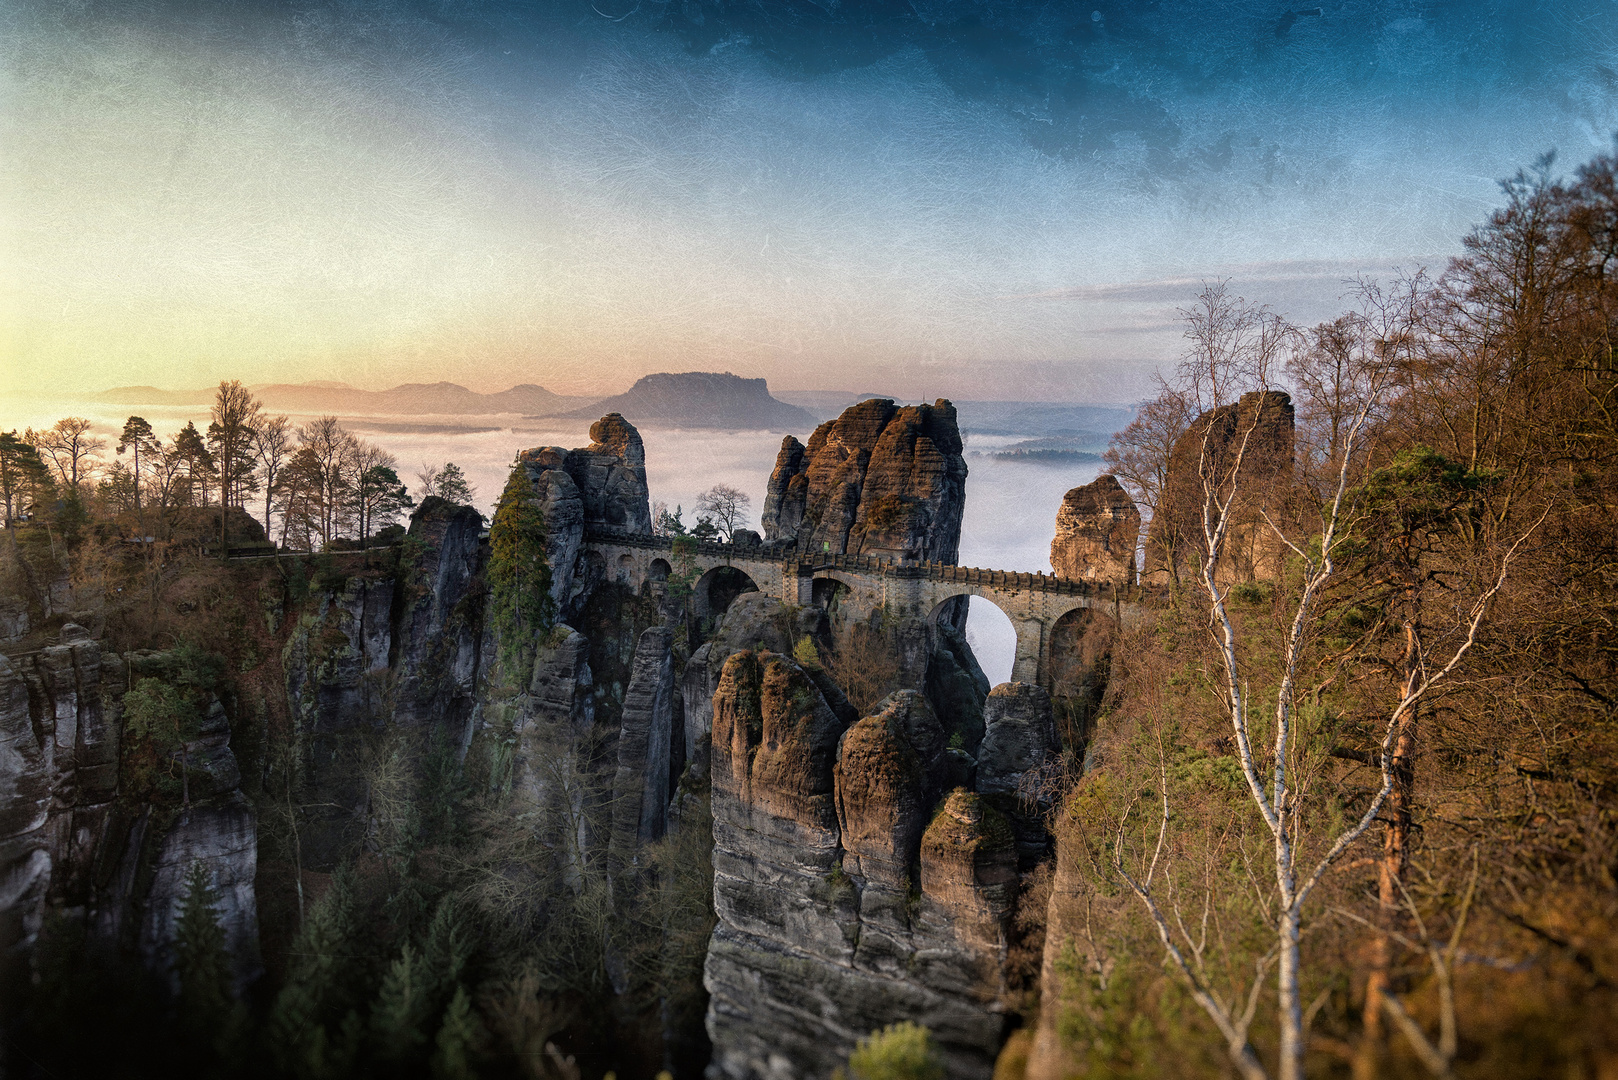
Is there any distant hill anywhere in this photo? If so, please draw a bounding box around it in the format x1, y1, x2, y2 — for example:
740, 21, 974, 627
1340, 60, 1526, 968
95, 381, 592, 416
559, 372, 817, 430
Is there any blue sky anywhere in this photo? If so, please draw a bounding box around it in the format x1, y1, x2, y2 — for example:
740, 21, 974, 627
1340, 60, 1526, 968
5, 0, 1616, 401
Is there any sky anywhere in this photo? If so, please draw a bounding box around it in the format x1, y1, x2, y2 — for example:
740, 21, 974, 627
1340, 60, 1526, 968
4, 0, 1618, 403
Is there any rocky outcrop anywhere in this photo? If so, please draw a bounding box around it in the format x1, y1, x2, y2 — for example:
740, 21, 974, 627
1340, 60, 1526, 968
977, 683, 1059, 869
836, 691, 944, 894
610, 626, 677, 864
391, 496, 487, 728
1050, 474, 1140, 584
760, 399, 968, 563
926, 617, 992, 755
705, 657, 1018, 1080
519, 414, 654, 615
977, 683, 1058, 799
509, 625, 595, 815
681, 593, 798, 781
517, 448, 586, 610
919, 789, 1017, 953
1144, 390, 1294, 586
139, 791, 261, 992
0, 628, 120, 985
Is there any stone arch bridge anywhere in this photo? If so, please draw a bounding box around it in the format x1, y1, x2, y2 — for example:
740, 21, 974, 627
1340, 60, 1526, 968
582, 529, 1145, 689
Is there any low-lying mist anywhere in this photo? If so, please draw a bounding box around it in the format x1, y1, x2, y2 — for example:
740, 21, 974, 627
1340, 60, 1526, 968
3, 398, 1106, 683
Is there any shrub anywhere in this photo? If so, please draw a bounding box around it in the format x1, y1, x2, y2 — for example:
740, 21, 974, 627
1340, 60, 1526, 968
847, 1021, 944, 1080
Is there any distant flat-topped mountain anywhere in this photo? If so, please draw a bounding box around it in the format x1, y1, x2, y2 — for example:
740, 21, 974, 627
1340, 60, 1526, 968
95, 381, 592, 416
558, 372, 817, 430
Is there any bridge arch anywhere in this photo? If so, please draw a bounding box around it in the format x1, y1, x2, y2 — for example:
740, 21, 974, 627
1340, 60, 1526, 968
927, 592, 1020, 686
694, 564, 759, 624
1046, 606, 1117, 747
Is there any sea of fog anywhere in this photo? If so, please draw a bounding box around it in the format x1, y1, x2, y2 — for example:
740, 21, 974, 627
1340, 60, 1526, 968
2, 398, 1108, 683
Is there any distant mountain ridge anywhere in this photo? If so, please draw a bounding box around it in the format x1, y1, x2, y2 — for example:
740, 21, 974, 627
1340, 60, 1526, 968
558, 372, 816, 430
95, 381, 591, 416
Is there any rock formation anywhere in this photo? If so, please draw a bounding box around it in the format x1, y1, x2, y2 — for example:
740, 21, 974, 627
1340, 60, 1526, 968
681, 592, 798, 780
610, 626, 678, 864
1144, 390, 1294, 586
706, 651, 1051, 1080
518, 413, 655, 613
1050, 474, 1140, 584
760, 398, 968, 563
978, 682, 1060, 868
0, 630, 262, 998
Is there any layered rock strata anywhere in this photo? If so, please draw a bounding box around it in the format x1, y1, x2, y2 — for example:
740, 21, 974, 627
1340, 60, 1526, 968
1144, 390, 1294, 586
760, 399, 968, 563
1049, 474, 1140, 584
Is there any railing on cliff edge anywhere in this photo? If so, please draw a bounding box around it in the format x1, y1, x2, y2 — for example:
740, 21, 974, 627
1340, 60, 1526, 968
581, 527, 1136, 600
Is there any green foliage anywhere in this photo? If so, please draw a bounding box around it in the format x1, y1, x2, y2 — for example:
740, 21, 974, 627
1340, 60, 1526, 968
847, 1021, 945, 1080
0, 429, 53, 523
54, 487, 88, 548
175, 862, 232, 1012
268, 867, 363, 1076
311, 551, 346, 592
793, 635, 823, 669
488, 465, 554, 675
174, 860, 245, 1074
1169, 747, 1248, 795
435, 462, 475, 506
654, 502, 689, 536
124, 677, 195, 748
431, 985, 481, 1080
371, 944, 431, 1057
666, 534, 700, 602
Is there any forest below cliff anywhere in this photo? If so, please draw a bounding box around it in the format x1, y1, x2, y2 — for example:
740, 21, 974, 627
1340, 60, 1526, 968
1, 143, 1616, 1080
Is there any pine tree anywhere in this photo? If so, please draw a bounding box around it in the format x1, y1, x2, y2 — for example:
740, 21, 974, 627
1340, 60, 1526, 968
173, 860, 236, 1071
268, 867, 358, 1074
431, 986, 481, 1080
371, 943, 430, 1059
436, 462, 475, 506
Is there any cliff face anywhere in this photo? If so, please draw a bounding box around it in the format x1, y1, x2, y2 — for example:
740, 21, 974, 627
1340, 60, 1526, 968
1144, 390, 1294, 586
0, 629, 262, 998
1050, 474, 1140, 584
760, 399, 968, 563
705, 649, 1058, 1080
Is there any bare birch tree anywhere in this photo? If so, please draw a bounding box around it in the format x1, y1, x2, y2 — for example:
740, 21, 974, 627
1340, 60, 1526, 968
1112, 282, 1538, 1080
